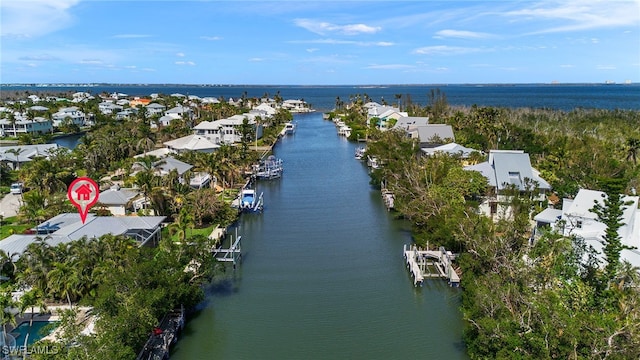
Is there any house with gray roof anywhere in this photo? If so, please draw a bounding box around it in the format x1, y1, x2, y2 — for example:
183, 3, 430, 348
0, 144, 60, 169
98, 185, 145, 216
392, 116, 430, 131
410, 124, 455, 148
464, 150, 551, 219
0, 117, 53, 137
0, 213, 166, 258
421, 142, 481, 159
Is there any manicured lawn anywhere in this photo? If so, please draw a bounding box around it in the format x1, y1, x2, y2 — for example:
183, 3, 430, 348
162, 224, 216, 242
0, 216, 33, 240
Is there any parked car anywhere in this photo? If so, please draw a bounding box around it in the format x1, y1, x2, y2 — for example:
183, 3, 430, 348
10, 183, 23, 195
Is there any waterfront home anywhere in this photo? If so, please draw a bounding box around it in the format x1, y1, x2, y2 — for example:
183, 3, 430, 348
421, 142, 481, 163
409, 124, 455, 148
146, 103, 166, 116
282, 99, 312, 112
252, 103, 277, 117
164, 134, 220, 153
533, 189, 640, 268
193, 115, 263, 144
165, 105, 193, 120
98, 185, 146, 216
0, 213, 166, 257
116, 108, 137, 120
98, 101, 123, 115
51, 106, 85, 127
392, 116, 430, 131
0, 143, 60, 169
0, 116, 53, 137
464, 150, 552, 219
131, 155, 210, 189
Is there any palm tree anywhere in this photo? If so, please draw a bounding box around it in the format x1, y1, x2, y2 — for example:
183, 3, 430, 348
169, 207, 195, 243
5, 147, 23, 170
626, 137, 640, 165
47, 261, 80, 307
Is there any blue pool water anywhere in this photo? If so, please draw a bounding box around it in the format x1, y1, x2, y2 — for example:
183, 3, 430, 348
11, 321, 58, 346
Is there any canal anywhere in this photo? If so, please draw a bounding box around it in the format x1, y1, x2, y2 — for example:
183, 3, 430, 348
171, 112, 467, 359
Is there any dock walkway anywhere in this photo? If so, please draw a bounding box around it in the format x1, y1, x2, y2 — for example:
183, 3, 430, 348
403, 245, 460, 287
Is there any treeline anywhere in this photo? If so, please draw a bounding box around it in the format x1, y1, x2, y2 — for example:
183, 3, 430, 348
2, 233, 220, 359
357, 92, 640, 359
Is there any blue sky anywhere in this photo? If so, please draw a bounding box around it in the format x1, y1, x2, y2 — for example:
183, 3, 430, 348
1, 1, 639, 85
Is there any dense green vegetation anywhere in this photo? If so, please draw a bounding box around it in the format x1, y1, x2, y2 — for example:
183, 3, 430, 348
0, 91, 294, 358
347, 91, 640, 358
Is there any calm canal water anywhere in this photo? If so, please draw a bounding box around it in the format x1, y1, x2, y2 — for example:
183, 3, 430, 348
171, 112, 467, 359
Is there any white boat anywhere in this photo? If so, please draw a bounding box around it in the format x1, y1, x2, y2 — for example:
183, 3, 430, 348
284, 122, 296, 135
237, 188, 264, 212
338, 125, 351, 137
355, 146, 366, 160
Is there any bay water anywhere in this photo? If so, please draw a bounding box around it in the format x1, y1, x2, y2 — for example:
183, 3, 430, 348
170, 112, 467, 359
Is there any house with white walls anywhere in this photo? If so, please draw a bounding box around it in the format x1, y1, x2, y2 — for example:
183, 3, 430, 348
52, 106, 85, 127
533, 189, 640, 268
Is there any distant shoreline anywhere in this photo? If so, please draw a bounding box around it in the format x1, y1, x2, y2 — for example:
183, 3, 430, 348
1, 82, 636, 88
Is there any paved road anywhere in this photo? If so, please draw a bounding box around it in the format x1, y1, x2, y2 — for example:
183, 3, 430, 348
0, 193, 22, 218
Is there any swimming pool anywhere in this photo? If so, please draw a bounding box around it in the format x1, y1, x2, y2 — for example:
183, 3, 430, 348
10, 321, 59, 346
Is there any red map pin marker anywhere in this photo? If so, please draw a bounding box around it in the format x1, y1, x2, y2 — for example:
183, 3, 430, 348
67, 177, 100, 224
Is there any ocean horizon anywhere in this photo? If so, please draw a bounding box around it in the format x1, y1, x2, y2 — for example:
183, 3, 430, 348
2, 83, 638, 112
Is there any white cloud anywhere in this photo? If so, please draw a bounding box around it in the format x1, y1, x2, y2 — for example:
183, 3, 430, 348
434, 29, 494, 39
79, 59, 104, 65
289, 39, 394, 47
201, 36, 222, 41
18, 54, 59, 61
175, 61, 196, 66
413, 45, 484, 56
112, 34, 152, 39
294, 19, 381, 35
249, 58, 264, 62
306, 48, 319, 53
1, 0, 81, 38
365, 64, 415, 70
176, 52, 185, 57
596, 65, 616, 70
560, 64, 575, 68
504, 1, 640, 34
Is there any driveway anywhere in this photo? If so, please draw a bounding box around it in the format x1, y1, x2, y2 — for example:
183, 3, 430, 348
0, 193, 22, 218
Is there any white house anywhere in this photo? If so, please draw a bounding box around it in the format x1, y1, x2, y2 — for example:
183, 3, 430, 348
465, 150, 552, 219
0, 117, 53, 137
98, 101, 123, 115
165, 105, 193, 120
193, 115, 262, 144
534, 189, 640, 268
98, 185, 145, 216
421, 142, 481, 159
52, 106, 85, 127
146, 103, 166, 116
164, 134, 220, 153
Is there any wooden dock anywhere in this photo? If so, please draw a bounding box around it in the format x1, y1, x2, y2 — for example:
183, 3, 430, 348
403, 245, 461, 287
381, 189, 395, 210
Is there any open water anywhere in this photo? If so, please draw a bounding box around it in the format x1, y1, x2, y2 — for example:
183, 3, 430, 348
170, 112, 467, 359
5, 83, 639, 112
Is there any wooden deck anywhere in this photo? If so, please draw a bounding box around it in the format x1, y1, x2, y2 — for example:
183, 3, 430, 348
403, 245, 461, 287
